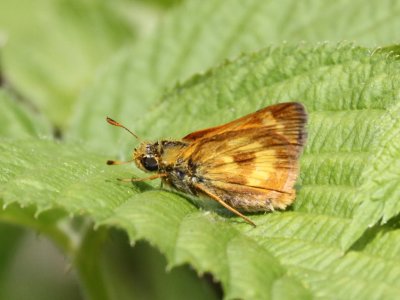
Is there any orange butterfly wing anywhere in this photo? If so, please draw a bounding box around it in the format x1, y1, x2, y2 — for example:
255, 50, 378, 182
181, 102, 307, 212
183, 102, 306, 144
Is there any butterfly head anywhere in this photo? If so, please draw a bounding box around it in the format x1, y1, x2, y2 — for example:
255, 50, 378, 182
133, 142, 160, 172
106, 117, 161, 172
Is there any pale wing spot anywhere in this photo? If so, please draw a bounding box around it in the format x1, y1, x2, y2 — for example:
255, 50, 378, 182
226, 141, 264, 152
254, 149, 276, 163
226, 138, 248, 148
261, 112, 276, 125
221, 156, 234, 164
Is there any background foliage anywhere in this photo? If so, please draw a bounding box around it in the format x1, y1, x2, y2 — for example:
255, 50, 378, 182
1, 0, 400, 299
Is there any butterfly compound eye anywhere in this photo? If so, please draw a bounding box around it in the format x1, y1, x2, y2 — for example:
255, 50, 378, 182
141, 156, 158, 171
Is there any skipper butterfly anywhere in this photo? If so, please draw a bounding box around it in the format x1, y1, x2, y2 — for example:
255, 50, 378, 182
107, 102, 307, 226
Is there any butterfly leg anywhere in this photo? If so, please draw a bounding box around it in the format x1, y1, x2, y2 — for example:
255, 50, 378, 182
265, 199, 275, 211
194, 184, 256, 227
118, 173, 167, 182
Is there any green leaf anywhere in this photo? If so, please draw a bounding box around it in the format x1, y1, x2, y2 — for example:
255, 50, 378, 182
340, 102, 400, 249
69, 0, 400, 153
2, 44, 400, 299
0, 138, 136, 218
373, 44, 400, 59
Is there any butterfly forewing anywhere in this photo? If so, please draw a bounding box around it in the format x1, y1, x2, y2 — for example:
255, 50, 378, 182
183, 102, 306, 145
181, 102, 307, 211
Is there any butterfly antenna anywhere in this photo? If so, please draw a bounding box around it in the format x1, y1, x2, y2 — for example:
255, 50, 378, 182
107, 159, 134, 165
106, 117, 141, 141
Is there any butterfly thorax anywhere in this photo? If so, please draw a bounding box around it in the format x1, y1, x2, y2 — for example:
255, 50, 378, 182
133, 140, 200, 195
